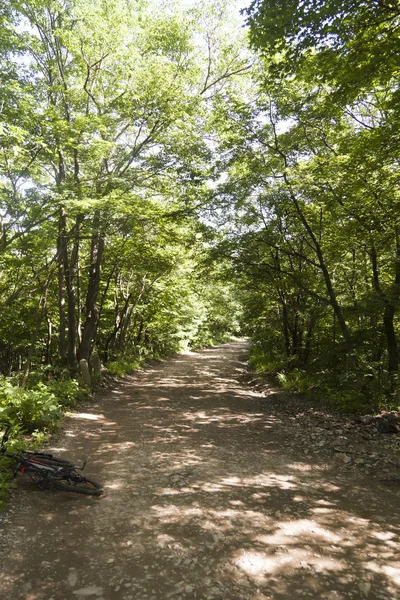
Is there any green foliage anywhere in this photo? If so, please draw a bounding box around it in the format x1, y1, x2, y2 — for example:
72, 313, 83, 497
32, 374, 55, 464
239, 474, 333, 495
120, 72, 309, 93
203, 0, 400, 412
0, 0, 247, 383
0, 375, 93, 504
106, 357, 142, 378
0, 372, 93, 436
0, 382, 62, 432
45, 379, 91, 409
0, 421, 47, 506
249, 341, 286, 376
246, 0, 399, 107
249, 341, 397, 413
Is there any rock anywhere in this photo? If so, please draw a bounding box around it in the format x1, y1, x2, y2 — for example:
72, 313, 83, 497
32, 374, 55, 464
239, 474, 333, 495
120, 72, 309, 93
79, 358, 91, 386
374, 417, 398, 434
358, 582, 371, 596
357, 416, 374, 425
68, 571, 79, 587
72, 586, 104, 597
330, 437, 347, 448
333, 446, 350, 453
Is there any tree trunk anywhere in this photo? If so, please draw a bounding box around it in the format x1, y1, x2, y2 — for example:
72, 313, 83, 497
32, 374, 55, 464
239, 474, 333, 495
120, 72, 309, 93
45, 310, 52, 365
279, 296, 291, 357
383, 303, 398, 373
370, 243, 399, 374
104, 293, 132, 360
271, 125, 355, 360
59, 210, 83, 373
79, 211, 105, 362
57, 220, 67, 363
284, 178, 355, 359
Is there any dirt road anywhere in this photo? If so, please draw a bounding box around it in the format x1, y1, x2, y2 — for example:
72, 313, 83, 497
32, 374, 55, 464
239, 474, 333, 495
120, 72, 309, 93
0, 342, 399, 599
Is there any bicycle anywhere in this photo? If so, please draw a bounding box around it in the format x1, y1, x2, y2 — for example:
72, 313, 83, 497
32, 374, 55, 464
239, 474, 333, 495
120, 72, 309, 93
0, 424, 104, 496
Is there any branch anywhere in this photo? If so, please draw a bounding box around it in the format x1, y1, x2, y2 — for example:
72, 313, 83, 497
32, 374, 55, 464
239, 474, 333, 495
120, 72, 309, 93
200, 62, 254, 95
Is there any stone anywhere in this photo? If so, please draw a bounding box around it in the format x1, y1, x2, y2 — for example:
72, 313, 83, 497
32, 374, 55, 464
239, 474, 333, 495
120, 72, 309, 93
374, 417, 398, 434
91, 355, 102, 374
358, 582, 371, 597
72, 586, 104, 597
358, 416, 374, 425
79, 359, 91, 386
68, 571, 79, 587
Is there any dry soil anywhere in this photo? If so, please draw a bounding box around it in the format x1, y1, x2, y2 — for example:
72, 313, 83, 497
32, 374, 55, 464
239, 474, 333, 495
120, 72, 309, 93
0, 341, 399, 600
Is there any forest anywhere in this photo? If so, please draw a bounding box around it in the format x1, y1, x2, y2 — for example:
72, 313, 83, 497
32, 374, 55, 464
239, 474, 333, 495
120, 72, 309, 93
0, 0, 399, 455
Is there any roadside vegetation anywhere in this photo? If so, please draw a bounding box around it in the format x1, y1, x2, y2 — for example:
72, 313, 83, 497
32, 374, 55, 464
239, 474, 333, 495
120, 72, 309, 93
208, 0, 400, 413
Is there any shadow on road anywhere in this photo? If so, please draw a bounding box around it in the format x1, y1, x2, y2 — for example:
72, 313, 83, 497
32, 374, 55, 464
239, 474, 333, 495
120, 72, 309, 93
1, 342, 399, 599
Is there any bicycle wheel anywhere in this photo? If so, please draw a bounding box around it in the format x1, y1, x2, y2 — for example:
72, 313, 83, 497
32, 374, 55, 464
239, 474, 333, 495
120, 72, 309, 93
51, 474, 104, 496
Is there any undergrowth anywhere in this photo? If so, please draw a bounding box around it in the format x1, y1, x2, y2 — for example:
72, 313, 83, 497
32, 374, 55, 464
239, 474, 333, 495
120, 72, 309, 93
249, 342, 399, 414
0, 374, 95, 506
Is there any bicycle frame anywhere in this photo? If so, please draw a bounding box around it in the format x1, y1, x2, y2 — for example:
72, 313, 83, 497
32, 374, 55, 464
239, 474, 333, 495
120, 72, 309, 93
1, 424, 85, 469
0, 424, 104, 496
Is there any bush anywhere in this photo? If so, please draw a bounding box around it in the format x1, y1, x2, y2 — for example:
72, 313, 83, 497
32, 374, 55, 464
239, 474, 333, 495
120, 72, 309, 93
45, 379, 91, 408
276, 369, 311, 394
0, 421, 46, 507
0, 382, 62, 432
106, 357, 142, 378
249, 341, 391, 413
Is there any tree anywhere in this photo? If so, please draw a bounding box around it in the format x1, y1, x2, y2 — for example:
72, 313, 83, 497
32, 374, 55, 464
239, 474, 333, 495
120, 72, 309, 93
245, 0, 400, 105
197, 0, 399, 402
0, 0, 250, 381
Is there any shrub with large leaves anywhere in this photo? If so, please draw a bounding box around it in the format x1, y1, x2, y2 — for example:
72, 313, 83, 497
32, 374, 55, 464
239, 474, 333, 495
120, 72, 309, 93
0, 382, 62, 431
